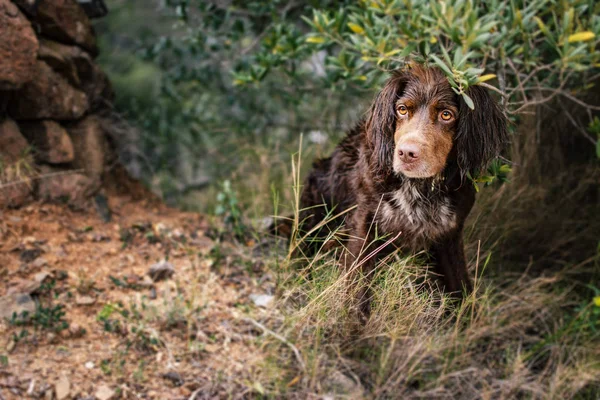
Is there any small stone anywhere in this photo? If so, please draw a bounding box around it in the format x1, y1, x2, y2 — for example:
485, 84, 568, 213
20, 248, 42, 263
85, 361, 94, 369
137, 276, 155, 288
6, 338, 16, 353
32, 258, 49, 269
75, 295, 95, 306
249, 294, 274, 308
327, 370, 364, 395
0, 293, 36, 320
68, 324, 86, 338
55, 375, 70, 400
95, 384, 115, 400
46, 332, 57, 343
147, 260, 175, 282
18, 279, 42, 294
34, 271, 51, 283
54, 270, 69, 280
161, 371, 184, 387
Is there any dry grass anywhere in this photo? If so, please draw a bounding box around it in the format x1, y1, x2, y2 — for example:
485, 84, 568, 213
0, 149, 37, 189
218, 128, 600, 399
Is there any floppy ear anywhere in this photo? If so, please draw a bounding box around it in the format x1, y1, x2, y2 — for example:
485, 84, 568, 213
455, 85, 508, 178
366, 71, 408, 178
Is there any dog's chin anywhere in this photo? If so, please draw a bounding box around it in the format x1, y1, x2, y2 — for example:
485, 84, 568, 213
394, 160, 440, 179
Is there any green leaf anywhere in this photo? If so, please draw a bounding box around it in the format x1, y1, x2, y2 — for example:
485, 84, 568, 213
430, 54, 453, 78
462, 93, 475, 110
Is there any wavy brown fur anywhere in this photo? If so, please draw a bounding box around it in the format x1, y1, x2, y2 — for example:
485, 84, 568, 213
299, 65, 508, 318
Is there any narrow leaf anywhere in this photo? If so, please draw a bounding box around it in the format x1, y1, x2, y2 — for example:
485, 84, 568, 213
568, 31, 595, 43
478, 74, 497, 83
430, 54, 453, 78
347, 23, 365, 34
306, 36, 326, 44
462, 93, 475, 110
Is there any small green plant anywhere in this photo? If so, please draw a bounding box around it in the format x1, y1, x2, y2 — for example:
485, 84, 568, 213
31, 304, 69, 333
11, 304, 69, 333
215, 180, 246, 239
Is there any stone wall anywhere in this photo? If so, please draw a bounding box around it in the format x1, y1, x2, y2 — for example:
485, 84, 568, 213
0, 0, 140, 209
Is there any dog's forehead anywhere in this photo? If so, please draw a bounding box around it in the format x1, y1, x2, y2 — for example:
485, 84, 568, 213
400, 71, 457, 108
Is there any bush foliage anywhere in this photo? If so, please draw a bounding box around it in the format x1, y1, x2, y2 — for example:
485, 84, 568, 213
98, 0, 599, 200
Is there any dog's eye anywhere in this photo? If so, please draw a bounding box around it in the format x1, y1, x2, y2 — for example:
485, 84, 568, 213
397, 105, 408, 115
440, 110, 454, 121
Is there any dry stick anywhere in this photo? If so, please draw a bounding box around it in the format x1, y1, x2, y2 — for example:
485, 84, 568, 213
243, 317, 306, 372
188, 388, 202, 400
562, 108, 597, 145
471, 240, 481, 323
0, 169, 85, 189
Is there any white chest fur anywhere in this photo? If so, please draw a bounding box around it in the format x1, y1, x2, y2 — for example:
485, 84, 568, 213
378, 184, 457, 247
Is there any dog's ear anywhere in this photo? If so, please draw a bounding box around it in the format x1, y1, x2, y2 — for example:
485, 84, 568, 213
366, 71, 408, 178
455, 85, 508, 178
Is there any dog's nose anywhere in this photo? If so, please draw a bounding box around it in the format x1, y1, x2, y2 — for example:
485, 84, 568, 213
398, 144, 420, 163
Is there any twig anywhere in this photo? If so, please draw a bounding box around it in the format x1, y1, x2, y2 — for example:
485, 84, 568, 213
243, 317, 306, 372
478, 82, 506, 97
562, 109, 597, 145
188, 388, 202, 400
0, 169, 85, 190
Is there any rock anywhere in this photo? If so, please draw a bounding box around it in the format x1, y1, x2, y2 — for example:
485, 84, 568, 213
0, 293, 36, 321
147, 260, 175, 282
38, 39, 114, 109
161, 371, 184, 387
20, 248, 42, 263
0, 181, 34, 209
84, 361, 94, 369
68, 323, 86, 338
37, 165, 93, 207
0, 0, 39, 89
0, 119, 29, 163
38, 39, 84, 86
19, 121, 75, 164
11, 0, 38, 15
32, 257, 49, 269
8, 61, 89, 120
11, 277, 44, 295
249, 294, 274, 308
66, 116, 108, 184
95, 384, 115, 400
326, 371, 364, 395
26, 0, 98, 55
75, 295, 95, 306
55, 375, 70, 400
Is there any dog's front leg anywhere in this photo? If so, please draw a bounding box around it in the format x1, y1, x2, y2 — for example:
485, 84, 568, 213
430, 230, 473, 298
342, 217, 378, 322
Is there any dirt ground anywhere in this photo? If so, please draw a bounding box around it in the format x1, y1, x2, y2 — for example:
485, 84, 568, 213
0, 196, 278, 399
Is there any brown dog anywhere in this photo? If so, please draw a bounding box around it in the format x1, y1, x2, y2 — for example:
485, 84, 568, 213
299, 64, 508, 317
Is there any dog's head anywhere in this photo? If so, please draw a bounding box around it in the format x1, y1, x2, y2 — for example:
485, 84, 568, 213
366, 65, 508, 180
